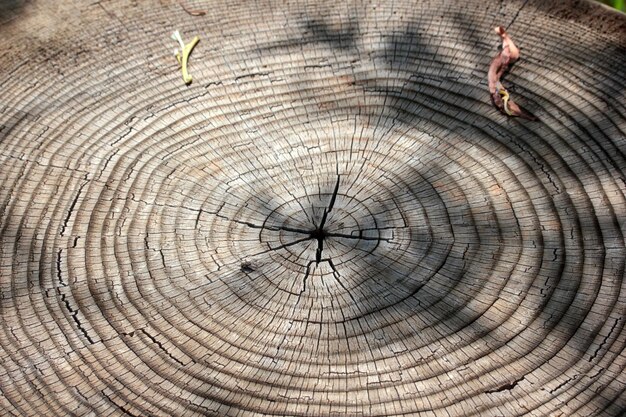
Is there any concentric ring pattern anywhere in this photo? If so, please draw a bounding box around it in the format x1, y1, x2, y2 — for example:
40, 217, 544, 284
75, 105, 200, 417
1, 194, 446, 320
1, 0, 625, 416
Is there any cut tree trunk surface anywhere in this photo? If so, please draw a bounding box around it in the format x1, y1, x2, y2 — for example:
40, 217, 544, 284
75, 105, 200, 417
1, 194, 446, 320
0, 0, 625, 416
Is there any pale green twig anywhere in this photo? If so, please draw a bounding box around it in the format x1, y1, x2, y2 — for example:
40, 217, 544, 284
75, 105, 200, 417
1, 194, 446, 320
171, 30, 200, 85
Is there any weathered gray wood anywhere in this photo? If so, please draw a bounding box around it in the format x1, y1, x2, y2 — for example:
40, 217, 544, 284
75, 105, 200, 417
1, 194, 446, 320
0, 0, 625, 416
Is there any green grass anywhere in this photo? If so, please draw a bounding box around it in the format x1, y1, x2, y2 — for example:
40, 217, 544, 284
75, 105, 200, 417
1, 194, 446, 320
597, 0, 625, 12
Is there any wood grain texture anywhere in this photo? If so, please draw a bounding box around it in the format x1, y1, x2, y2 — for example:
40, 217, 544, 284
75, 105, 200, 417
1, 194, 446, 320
0, 0, 625, 416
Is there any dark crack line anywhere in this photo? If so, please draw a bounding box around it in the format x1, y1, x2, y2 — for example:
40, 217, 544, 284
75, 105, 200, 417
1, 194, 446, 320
59, 290, 95, 345
159, 249, 166, 268
297, 261, 315, 301
217, 213, 312, 235
101, 390, 139, 417
60, 178, 88, 237
513, 142, 561, 194
56, 249, 67, 287
314, 175, 341, 264
315, 233, 324, 264
327, 258, 340, 279
236, 237, 314, 268
194, 209, 203, 228
325, 231, 392, 242
486, 376, 526, 394
319, 174, 341, 229
548, 375, 576, 394
327, 259, 360, 306
506, 0, 529, 30
140, 329, 186, 366
265, 236, 312, 253
589, 317, 620, 363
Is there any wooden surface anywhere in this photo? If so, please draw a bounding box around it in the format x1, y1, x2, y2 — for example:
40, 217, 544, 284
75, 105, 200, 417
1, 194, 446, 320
1, 0, 625, 416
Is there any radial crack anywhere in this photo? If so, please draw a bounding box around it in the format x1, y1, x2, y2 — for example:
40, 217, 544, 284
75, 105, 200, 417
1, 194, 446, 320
313, 175, 341, 264
326, 231, 392, 242
297, 261, 315, 300
318, 174, 341, 231
218, 213, 312, 235
266, 236, 312, 252
315, 234, 324, 264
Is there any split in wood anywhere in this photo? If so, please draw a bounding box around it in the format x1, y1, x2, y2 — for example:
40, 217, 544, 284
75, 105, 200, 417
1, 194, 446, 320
313, 175, 341, 265
172, 30, 200, 85
488, 26, 537, 120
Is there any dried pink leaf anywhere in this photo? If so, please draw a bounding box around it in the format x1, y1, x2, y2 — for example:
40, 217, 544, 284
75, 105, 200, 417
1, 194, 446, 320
488, 26, 537, 121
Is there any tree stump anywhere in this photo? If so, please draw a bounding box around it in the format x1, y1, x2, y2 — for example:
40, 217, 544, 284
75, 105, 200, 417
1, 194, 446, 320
1, 0, 625, 416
